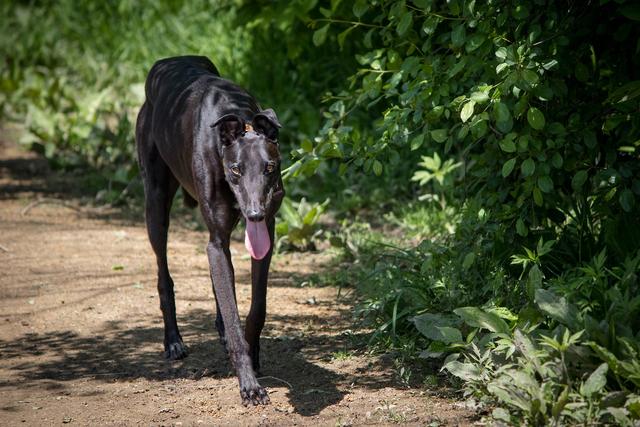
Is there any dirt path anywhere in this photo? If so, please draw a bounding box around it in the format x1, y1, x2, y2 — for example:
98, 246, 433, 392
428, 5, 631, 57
0, 138, 473, 426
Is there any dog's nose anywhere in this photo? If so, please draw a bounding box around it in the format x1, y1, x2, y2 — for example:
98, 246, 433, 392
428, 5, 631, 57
246, 209, 265, 222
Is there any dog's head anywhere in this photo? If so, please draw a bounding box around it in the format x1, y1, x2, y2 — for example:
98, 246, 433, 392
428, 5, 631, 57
212, 108, 283, 223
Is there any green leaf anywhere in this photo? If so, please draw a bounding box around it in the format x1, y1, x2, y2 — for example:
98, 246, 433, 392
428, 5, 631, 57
372, 160, 383, 176
513, 4, 530, 20
494, 102, 511, 123
499, 137, 517, 153
422, 15, 439, 35
552, 386, 570, 418
522, 69, 539, 85
533, 187, 543, 206
470, 91, 489, 103
496, 62, 509, 74
584, 131, 597, 148
396, 11, 413, 36
619, 189, 635, 212
496, 116, 513, 133
465, 34, 485, 52
454, 307, 510, 334
493, 408, 511, 423
494, 102, 513, 133
495, 47, 508, 60
516, 218, 528, 236
572, 170, 588, 191
460, 100, 475, 123
626, 395, 640, 417
537, 175, 554, 193
352, 0, 368, 18
444, 361, 482, 381
447, 58, 466, 78
527, 265, 542, 301
301, 139, 313, 153
582, 363, 608, 397
488, 307, 519, 322
521, 158, 535, 177
337, 26, 355, 49
535, 289, 582, 331
430, 129, 448, 143
488, 381, 532, 412
527, 107, 546, 130
451, 24, 466, 47
412, 313, 463, 343
457, 125, 469, 140
462, 252, 475, 270
619, 3, 640, 21
312, 24, 329, 46
589, 343, 621, 377
502, 158, 516, 178
410, 134, 425, 151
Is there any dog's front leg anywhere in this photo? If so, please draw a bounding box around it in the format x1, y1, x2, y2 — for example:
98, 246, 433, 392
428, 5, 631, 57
207, 237, 269, 406
245, 216, 275, 373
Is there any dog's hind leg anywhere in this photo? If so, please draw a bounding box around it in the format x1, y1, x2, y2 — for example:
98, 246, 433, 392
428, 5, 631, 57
136, 104, 185, 360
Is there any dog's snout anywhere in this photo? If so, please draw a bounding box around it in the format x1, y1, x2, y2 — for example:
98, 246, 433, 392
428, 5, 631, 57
246, 209, 265, 222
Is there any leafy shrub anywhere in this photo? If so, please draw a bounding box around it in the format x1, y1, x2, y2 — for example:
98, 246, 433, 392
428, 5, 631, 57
292, 0, 640, 264
276, 197, 329, 251
413, 249, 640, 425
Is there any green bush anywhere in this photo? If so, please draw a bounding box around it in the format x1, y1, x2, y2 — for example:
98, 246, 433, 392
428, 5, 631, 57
296, 0, 640, 261
297, 1, 640, 422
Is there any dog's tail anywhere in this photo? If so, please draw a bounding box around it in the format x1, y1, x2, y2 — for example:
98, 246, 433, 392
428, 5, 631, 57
182, 187, 198, 209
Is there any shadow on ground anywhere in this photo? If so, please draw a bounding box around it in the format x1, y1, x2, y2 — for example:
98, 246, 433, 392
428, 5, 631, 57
0, 308, 398, 417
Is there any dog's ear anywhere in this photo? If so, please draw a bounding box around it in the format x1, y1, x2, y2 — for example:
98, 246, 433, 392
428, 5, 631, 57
252, 109, 281, 141
212, 114, 245, 145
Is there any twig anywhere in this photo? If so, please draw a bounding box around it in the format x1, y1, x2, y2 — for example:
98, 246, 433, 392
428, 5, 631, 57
258, 376, 293, 390
21, 198, 81, 216
313, 18, 384, 29
0, 243, 9, 252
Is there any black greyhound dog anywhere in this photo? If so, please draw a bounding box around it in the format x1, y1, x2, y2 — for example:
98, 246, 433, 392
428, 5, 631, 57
135, 56, 284, 405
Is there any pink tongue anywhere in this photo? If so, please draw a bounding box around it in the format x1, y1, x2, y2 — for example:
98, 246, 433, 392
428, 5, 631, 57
244, 220, 270, 260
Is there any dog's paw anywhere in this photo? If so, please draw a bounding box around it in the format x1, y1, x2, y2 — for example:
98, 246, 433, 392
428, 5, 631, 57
164, 341, 188, 360
240, 384, 270, 406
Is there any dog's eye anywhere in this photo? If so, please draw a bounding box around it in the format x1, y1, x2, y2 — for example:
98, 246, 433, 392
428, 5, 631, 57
230, 165, 241, 176
265, 162, 275, 174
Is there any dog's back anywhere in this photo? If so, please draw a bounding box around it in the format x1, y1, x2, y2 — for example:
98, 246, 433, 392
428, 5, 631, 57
144, 56, 219, 106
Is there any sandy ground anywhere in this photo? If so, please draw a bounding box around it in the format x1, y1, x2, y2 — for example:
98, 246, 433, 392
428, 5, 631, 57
0, 137, 475, 426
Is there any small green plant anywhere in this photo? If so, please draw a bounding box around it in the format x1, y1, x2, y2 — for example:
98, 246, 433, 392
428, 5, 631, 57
276, 197, 329, 251
330, 350, 353, 361
411, 152, 462, 207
